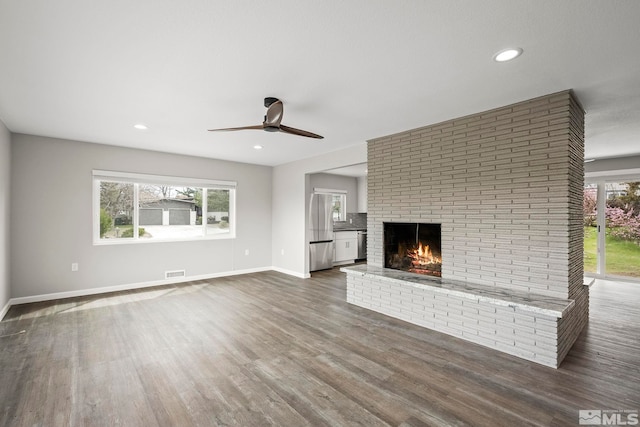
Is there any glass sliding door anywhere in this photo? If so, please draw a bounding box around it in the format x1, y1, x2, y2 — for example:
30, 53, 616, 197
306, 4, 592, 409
586, 180, 640, 280
583, 183, 598, 274
604, 181, 640, 279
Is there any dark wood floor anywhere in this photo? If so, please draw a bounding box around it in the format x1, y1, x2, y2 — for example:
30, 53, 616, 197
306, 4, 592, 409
1, 269, 638, 427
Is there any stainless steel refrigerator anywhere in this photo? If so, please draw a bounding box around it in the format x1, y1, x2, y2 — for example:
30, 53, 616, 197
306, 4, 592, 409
308, 193, 334, 271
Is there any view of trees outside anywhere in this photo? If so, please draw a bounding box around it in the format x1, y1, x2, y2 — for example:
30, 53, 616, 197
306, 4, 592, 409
99, 181, 231, 240
583, 184, 597, 274
584, 182, 640, 279
100, 182, 134, 239
206, 189, 231, 235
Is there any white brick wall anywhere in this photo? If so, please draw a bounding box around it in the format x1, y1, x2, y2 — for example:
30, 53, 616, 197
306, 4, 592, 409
346, 272, 561, 367
368, 91, 584, 300
361, 90, 589, 368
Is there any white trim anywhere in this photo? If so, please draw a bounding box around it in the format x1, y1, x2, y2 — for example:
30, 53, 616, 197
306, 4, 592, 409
8, 267, 272, 306
0, 300, 10, 321
93, 233, 235, 246
596, 182, 606, 275
314, 187, 347, 194
93, 178, 100, 240
93, 169, 237, 188
4, 266, 317, 307
133, 182, 140, 238
585, 168, 640, 182
270, 266, 310, 279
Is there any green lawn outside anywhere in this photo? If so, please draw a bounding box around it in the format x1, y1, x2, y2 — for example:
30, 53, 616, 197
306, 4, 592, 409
583, 226, 597, 273
584, 226, 640, 278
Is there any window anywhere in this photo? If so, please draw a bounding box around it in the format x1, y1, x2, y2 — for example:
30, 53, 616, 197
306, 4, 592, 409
94, 171, 236, 244
604, 181, 640, 279
331, 193, 347, 222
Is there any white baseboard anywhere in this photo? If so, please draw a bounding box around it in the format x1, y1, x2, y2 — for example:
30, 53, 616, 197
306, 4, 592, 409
0, 300, 10, 321
271, 266, 310, 279
7, 266, 274, 307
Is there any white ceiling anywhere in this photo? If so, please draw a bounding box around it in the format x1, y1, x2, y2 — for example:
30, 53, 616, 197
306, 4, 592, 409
1, 1, 639, 167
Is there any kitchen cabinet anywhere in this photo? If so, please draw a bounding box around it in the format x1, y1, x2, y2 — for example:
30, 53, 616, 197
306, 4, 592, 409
334, 231, 358, 263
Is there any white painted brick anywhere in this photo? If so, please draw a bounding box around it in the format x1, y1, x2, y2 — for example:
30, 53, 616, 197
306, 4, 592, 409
363, 90, 586, 368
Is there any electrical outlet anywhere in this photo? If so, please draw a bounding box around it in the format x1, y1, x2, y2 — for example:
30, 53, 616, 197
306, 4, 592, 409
349, 218, 353, 224
245, 249, 250, 256
71, 263, 79, 272
281, 249, 285, 255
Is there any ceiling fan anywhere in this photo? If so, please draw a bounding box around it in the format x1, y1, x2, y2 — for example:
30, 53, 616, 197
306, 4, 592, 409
208, 97, 323, 139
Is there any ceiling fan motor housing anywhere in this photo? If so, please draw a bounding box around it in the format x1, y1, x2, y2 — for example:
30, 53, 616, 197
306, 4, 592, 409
264, 97, 279, 108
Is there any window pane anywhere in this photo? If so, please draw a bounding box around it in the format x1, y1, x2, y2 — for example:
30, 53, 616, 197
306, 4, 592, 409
100, 181, 134, 239
139, 185, 202, 239
583, 184, 597, 274
206, 189, 231, 235
332, 194, 346, 221
605, 182, 640, 279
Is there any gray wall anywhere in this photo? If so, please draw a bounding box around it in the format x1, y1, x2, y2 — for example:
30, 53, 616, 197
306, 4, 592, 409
308, 173, 358, 214
356, 176, 367, 213
271, 144, 367, 277
0, 120, 9, 314
10, 134, 272, 299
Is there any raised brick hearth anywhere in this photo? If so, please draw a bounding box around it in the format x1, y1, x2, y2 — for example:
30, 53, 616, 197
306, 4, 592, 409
347, 90, 588, 368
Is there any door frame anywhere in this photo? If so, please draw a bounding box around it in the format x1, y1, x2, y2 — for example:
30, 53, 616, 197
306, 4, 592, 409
585, 171, 640, 282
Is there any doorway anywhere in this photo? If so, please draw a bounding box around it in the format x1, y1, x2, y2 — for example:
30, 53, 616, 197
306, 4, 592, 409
584, 180, 640, 280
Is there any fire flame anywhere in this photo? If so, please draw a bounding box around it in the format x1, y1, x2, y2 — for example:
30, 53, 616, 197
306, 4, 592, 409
409, 242, 442, 266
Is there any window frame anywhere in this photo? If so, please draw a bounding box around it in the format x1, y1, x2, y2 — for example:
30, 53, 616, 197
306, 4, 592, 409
93, 170, 236, 245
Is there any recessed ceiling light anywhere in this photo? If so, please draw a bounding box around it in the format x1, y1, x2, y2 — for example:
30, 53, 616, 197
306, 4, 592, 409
493, 48, 523, 62
253, 145, 263, 150
584, 158, 596, 163
133, 123, 148, 130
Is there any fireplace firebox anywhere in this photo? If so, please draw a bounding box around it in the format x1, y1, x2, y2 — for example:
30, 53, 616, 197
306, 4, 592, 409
384, 222, 442, 277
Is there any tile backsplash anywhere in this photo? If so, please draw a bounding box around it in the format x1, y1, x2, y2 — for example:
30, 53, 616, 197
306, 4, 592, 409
334, 213, 367, 230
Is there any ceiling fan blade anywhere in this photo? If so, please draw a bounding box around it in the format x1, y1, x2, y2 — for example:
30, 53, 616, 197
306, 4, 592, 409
279, 124, 324, 139
208, 124, 264, 132
264, 100, 283, 126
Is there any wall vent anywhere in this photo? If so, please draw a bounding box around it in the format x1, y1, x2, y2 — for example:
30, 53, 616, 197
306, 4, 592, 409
165, 269, 186, 279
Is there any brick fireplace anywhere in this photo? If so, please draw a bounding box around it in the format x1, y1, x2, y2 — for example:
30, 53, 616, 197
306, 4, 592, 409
343, 90, 589, 368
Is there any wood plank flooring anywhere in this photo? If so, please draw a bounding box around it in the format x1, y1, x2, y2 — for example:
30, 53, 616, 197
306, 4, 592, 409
1, 269, 639, 426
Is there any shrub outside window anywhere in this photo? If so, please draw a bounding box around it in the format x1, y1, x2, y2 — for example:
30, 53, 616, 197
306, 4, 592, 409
94, 171, 236, 244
